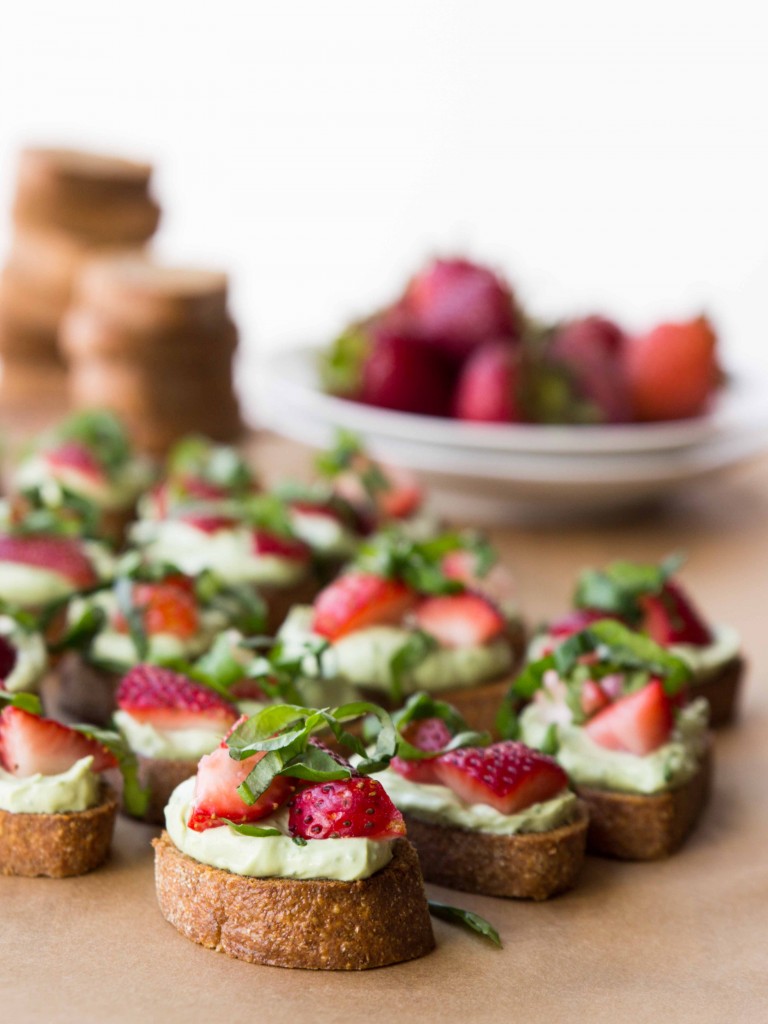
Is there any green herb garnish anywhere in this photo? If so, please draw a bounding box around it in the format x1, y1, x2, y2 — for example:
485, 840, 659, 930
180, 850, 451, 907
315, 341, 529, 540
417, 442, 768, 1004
427, 901, 502, 948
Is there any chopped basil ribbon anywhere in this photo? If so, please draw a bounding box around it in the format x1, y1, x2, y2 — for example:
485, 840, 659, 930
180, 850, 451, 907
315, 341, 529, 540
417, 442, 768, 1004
428, 901, 502, 948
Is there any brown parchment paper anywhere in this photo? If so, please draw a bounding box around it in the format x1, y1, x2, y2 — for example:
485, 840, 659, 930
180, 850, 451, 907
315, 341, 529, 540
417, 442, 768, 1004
2, 435, 767, 1024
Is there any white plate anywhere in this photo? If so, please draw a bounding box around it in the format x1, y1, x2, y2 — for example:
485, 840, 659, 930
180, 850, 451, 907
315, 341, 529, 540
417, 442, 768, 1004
258, 345, 767, 456
251, 345, 768, 519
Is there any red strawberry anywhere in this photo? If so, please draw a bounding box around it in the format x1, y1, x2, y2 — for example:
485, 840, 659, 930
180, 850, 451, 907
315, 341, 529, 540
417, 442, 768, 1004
580, 679, 611, 717
547, 316, 632, 424
252, 529, 311, 563
403, 258, 519, 360
412, 592, 505, 648
116, 581, 200, 639
46, 441, 105, 481
289, 499, 347, 525
434, 741, 568, 814
116, 664, 238, 732
640, 580, 712, 646
0, 636, 18, 684
548, 609, 615, 639
0, 534, 98, 589
360, 332, 455, 417
627, 316, 721, 421
0, 706, 117, 777
180, 476, 231, 501
312, 572, 418, 640
454, 340, 525, 422
178, 512, 239, 534
376, 471, 423, 520
391, 717, 452, 782
187, 737, 295, 831
585, 679, 673, 755
288, 776, 405, 839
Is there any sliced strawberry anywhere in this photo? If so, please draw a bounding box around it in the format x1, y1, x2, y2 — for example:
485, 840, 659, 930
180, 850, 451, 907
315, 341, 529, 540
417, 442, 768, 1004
391, 717, 452, 783
580, 679, 611, 717
640, 580, 712, 646
252, 529, 311, 563
178, 512, 239, 534
288, 777, 405, 839
413, 592, 505, 648
585, 679, 673, 755
187, 739, 295, 831
0, 636, 18, 684
116, 664, 238, 732
627, 316, 721, 421
0, 534, 98, 589
548, 608, 613, 638
289, 499, 347, 525
46, 441, 105, 481
312, 572, 418, 640
376, 471, 423, 520
0, 706, 117, 777
180, 475, 231, 501
434, 741, 568, 814
132, 581, 199, 638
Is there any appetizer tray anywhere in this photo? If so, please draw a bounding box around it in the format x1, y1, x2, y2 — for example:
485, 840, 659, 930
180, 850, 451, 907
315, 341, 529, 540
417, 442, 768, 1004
2, 436, 766, 1024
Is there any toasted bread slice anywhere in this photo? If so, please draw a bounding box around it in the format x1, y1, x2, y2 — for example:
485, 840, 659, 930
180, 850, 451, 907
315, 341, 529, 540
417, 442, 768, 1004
693, 656, 743, 727
576, 743, 712, 860
153, 834, 435, 970
403, 802, 588, 900
131, 755, 197, 826
0, 784, 117, 878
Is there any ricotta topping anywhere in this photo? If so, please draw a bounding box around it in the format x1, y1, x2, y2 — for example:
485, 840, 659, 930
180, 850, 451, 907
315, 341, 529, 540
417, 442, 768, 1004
0, 756, 99, 814
130, 520, 307, 586
279, 606, 513, 696
114, 710, 227, 761
0, 616, 47, 693
165, 777, 394, 881
520, 699, 709, 795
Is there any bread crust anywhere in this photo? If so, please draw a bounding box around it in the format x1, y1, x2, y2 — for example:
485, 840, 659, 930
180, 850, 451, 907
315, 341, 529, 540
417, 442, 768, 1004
133, 755, 197, 826
404, 801, 588, 900
153, 833, 435, 970
576, 743, 712, 860
693, 655, 743, 727
0, 784, 117, 877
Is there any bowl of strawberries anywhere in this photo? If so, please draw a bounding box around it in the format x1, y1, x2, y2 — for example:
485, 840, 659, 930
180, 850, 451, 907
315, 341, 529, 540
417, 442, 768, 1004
258, 257, 768, 515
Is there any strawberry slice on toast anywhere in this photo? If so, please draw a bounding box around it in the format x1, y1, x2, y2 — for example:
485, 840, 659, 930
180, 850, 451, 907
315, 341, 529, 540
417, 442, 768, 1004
116, 665, 239, 732
0, 534, 98, 589
413, 592, 505, 648
585, 679, 673, 755
288, 777, 405, 840
0, 705, 117, 777
312, 572, 418, 640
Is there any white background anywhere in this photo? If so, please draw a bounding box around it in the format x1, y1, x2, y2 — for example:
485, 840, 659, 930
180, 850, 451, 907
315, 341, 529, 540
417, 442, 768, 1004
1, 1, 766, 420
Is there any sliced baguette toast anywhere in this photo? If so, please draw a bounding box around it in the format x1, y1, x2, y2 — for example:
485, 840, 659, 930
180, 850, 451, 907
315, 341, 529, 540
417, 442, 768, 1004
153, 834, 434, 970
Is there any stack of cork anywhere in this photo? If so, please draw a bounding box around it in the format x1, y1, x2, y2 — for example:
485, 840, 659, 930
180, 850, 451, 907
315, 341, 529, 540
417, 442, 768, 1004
61, 255, 242, 454
0, 147, 160, 406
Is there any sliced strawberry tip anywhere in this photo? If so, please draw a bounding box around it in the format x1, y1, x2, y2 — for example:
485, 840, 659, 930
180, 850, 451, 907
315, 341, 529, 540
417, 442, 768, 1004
391, 716, 452, 783
287, 777, 405, 839
412, 592, 505, 648
584, 679, 673, 755
434, 740, 568, 815
46, 441, 106, 480
252, 529, 311, 563
0, 534, 98, 589
116, 664, 238, 732
640, 580, 713, 646
312, 572, 418, 640
187, 741, 295, 831
0, 705, 117, 777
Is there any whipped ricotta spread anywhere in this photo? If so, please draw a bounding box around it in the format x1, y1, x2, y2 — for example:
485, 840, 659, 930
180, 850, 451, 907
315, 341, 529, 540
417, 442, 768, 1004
16, 456, 151, 511
69, 592, 226, 670
114, 710, 226, 760
279, 606, 513, 695
165, 777, 393, 881
130, 520, 306, 586
0, 756, 99, 813
374, 770, 578, 834
289, 509, 358, 558
0, 616, 47, 692
520, 699, 709, 795
527, 623, 740, 682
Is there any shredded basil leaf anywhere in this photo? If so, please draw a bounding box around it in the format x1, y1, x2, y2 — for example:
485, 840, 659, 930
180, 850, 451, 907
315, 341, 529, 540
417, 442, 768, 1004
428, 901, 502, 948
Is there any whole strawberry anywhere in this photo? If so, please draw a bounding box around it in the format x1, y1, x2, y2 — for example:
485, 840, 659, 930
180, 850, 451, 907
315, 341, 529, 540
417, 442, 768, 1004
453, 340, 525, 422
403, 258, 519, 361
360, 331, 456, 416
545, 316, 632, 424
288, 777, 405, 839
